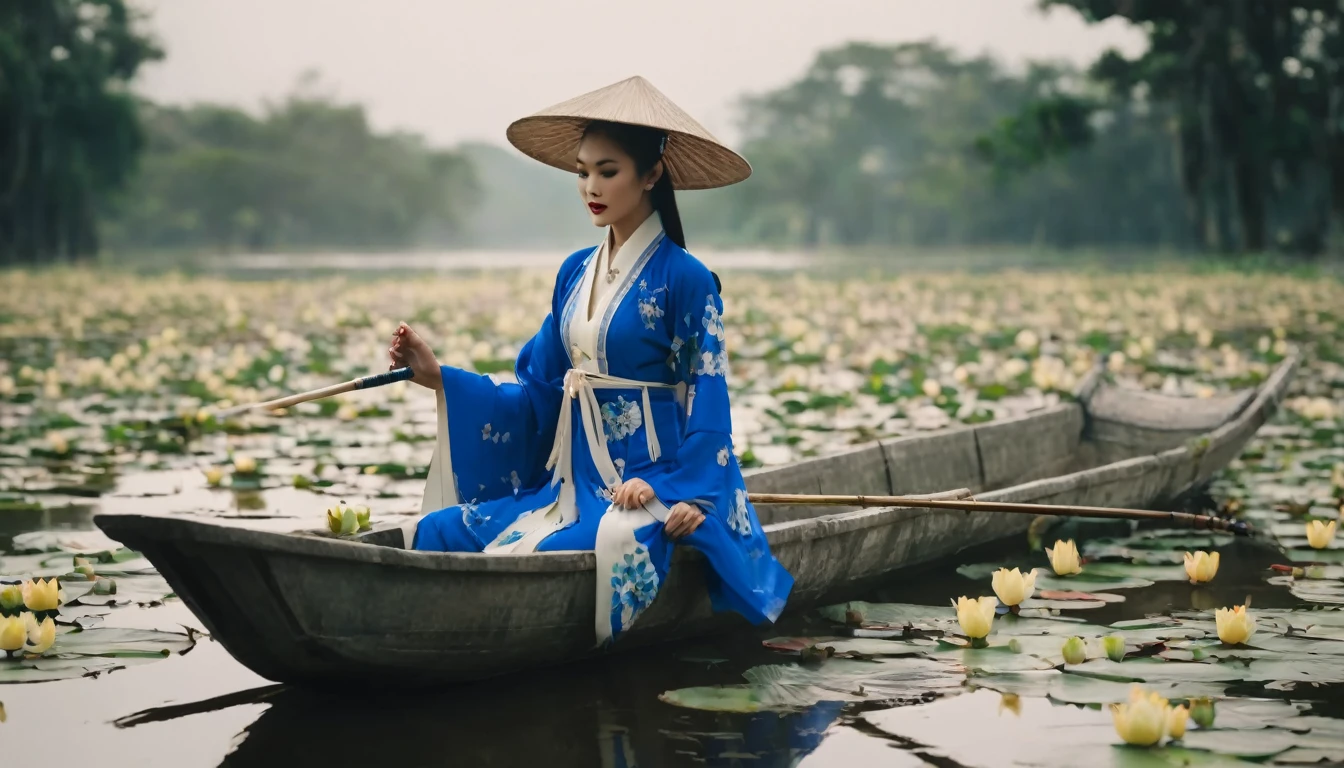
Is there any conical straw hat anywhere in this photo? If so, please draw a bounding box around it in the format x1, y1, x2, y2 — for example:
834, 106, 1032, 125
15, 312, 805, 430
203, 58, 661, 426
506, 76, 751, 191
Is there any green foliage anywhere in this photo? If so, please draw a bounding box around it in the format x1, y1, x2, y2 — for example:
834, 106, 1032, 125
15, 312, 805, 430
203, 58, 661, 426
1032, 0, 1344, 255
101, 79, 478, 253
680, 41, 1192, 250
0, 1, 162, 264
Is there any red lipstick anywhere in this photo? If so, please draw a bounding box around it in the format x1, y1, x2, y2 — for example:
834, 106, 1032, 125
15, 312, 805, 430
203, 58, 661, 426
588, 202, 607, 214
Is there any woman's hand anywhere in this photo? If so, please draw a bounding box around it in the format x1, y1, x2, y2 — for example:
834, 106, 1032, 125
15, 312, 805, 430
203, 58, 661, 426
664, 502, 705, 539
612, 478, 654, 509
388, 322, 444, 391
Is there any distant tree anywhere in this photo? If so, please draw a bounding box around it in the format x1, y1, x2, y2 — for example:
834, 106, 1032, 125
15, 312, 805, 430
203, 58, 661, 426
1024, 0, 1344, 255
101, 78, 479, 253
681, 41, 1190, 250
0, 0, 161, 264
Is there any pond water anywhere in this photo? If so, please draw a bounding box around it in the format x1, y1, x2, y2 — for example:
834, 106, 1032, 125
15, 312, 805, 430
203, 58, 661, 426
1, 265, 1342, 766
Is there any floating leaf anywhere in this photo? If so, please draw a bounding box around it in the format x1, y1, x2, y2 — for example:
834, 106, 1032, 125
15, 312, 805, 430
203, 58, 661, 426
1178, 729, 1296, 759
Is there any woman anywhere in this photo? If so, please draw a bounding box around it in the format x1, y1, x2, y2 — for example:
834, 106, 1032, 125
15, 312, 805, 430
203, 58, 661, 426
388, 76, 792, 645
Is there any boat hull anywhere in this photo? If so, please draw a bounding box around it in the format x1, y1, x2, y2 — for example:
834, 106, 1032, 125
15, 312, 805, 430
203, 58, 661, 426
95, 357, 1296, 687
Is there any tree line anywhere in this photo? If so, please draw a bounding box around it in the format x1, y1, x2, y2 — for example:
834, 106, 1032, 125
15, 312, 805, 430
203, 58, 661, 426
2, 0, 1341, 262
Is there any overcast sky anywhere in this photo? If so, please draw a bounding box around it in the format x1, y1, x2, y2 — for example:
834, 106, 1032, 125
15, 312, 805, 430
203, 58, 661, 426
129, 0, 1146, 147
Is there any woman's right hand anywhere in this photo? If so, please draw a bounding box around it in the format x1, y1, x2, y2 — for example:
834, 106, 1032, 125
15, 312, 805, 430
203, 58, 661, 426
389, 322, 444, 391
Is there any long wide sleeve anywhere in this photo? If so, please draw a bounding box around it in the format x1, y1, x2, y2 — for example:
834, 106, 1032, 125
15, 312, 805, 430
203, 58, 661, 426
645, 266, 737, 516
421, 251, 584, 512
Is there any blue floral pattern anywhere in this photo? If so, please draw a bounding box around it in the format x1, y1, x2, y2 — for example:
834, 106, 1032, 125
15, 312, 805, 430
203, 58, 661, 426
636, 280, 668, 330
496, 529, 525, 546
610, 545, 660, 630
727, 488, 752, 537
461, 501, 488, 528
601, 396, 642, 441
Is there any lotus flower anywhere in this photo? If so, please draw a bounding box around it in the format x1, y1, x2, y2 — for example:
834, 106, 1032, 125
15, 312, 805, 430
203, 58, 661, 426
326, 503, 370, 535
327, 505, 359, 536
1045, 539, 1082, 576
1214, 605, 1256, 645
22, 578, 60, 612
991, 567, 1036, 607
1305, 519, 1336, 550
1103, 633, 1126, 662
0, 583, 22, 615
1166, 705, 1189, 740
1061, 636, 1086, 665
0, 615, 26, 655
232, 453, 257, 474
23, 613, 55, 655
46, 431, 69, 455
1183, 551, 1219, 583
952, 596, 997, 641
204, 466, 225, 487
1110, 686, 1169, 747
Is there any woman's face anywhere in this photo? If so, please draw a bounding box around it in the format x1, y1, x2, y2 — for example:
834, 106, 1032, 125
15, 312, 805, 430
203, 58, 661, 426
576, 132, 659, 229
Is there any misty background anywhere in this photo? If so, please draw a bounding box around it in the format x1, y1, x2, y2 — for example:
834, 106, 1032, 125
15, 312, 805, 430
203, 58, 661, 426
4, 1, 1342, 261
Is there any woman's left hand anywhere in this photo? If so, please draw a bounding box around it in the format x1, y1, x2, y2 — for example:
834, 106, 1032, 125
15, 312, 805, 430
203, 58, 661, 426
612, 478, 654, 509
665, 502, 705, 539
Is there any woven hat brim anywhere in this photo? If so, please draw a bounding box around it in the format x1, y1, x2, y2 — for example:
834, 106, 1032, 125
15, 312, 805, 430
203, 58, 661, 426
505, 76, 751, 190
507, 116, 751, 191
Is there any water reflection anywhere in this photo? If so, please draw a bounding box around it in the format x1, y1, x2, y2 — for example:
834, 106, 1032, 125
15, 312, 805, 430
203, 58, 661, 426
206, 649, 848, 767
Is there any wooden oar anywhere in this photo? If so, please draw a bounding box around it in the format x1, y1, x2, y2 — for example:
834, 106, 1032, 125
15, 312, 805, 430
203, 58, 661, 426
213, 369, 1249, 536
213, 367, 415, 418
747, 493, 1255, 536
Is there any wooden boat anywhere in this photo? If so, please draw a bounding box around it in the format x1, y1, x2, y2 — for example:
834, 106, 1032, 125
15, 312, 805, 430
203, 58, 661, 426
94, 356, 1297, 688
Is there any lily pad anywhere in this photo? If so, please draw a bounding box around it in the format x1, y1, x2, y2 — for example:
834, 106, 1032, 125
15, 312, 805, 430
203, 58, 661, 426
1284, 548, 1344, 564
762, 636, 934, 658
817, 601, 953, 628
660, 656, 963, 713
972, 669, 1230, 704
1178, 729, 1296, 759
0, 655, 161, 684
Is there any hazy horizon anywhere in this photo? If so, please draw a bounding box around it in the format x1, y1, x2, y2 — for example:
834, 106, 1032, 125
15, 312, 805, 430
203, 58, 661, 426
128, 0, 1146, 150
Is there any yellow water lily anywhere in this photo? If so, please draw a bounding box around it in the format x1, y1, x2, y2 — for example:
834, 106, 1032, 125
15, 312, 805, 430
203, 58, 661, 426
204, 466, 225, 487
1305, 519, 1336, 550
998, 692, 1021, 717
952, 595, 997, 640
327, 505, 359, 536
22, 613, 55, 655
1166, 704, 1189, 740
1110, 686, 1169, 747
46, 431, 69, 455
0, 583, 22, 613
22, 578, 60, 612
1183, 551, 1219, 583
991, 567, 1036, 607
0, 615, 26, 654
1045, 539, 1082, 576
1215, 605, 1256, 645
232, 453, 257, 474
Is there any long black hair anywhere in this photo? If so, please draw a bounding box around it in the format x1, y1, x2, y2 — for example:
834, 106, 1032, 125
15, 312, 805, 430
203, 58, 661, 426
581, 120, 687, 250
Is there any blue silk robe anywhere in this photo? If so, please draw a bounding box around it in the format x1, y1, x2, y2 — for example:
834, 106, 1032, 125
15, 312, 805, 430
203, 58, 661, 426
407, 212, 793, 645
